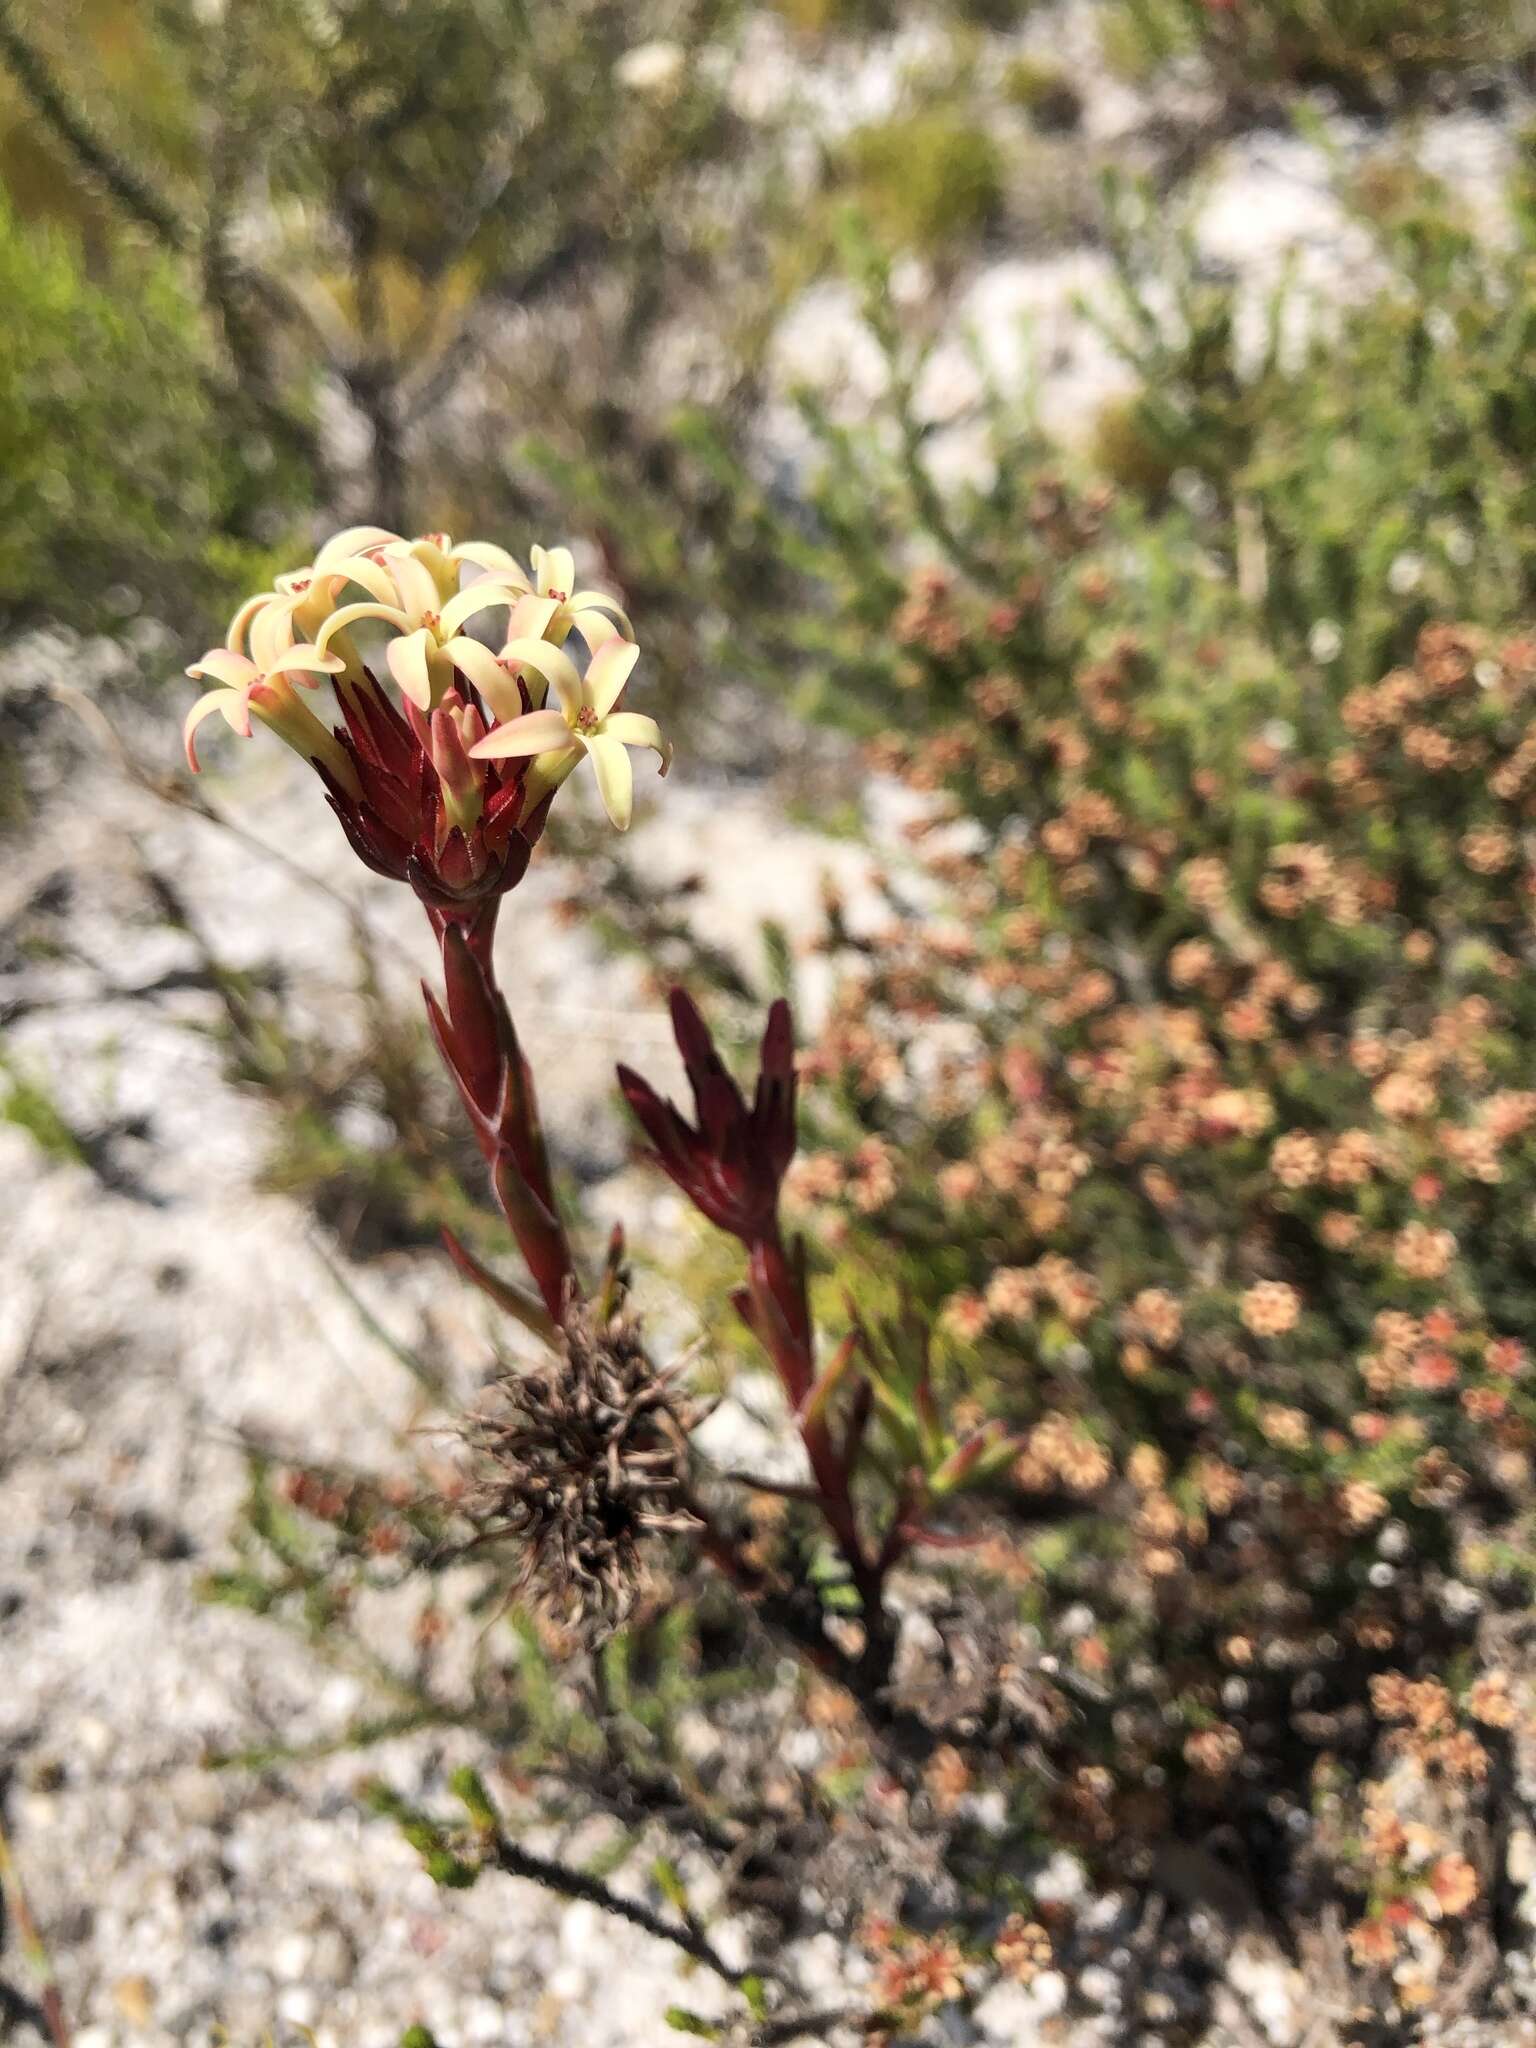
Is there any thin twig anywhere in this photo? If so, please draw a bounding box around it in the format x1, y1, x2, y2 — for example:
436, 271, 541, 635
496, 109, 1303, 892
754, 2012, 862, 2046
489, 1830, 751, 1986
0, 1816, 71, 2048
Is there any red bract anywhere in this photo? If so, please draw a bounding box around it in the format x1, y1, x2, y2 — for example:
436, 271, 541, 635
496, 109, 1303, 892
617, 991, 797, 1245
320, 670, 552, 915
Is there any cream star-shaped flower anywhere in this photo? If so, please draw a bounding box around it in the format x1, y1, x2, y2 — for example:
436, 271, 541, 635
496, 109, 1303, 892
182, 643, 356, 792
468, 633, 670, 831
314, 534, 534, 713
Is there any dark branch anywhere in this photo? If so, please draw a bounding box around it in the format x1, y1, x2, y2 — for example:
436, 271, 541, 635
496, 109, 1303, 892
489, 1832, 752, 1986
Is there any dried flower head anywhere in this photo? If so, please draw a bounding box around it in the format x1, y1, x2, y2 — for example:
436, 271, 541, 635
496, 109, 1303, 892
461, 1304, 702, 1638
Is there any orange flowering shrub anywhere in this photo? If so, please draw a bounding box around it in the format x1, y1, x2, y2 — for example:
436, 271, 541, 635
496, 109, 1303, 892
753, 571, 1536, 2006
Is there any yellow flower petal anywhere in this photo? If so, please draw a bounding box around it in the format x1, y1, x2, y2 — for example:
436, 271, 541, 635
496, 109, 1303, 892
226, 590, 275, 656
248, 597, 304, 674
570, 607, 624, 654
382, 549, 443, 624
532, 543, 576, 599
313, 525, 404, 571
586, 637, 640, 719
499, 635, 584, 721
438, 579, 527, 639
320, 552, 403, 608
401, 534, 456, 596
450, 540, 530, 585
316, 602, 414, 651
387, 627, 439, 710
469, 708, 575, 759
602, 710, 671, 772
441, 637, 524, 723
568, 590, 633, 636
504, 593, 563, 644
583, 731, 635, 830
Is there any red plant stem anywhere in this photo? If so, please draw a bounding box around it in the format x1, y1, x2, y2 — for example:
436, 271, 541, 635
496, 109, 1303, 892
428, 894, 500, 981
745, 1228, 892, 1638
423, 894, 577, 1320
745, 1236, 815, 1406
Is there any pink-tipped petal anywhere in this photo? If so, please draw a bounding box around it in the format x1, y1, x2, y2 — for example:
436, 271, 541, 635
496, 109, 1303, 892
270, 642, 346, 689
468, 708, 574, 759
320, 552, 402, 607
183, 687, 251, 771
313, 525, 404, 571
186, 648, 259, 689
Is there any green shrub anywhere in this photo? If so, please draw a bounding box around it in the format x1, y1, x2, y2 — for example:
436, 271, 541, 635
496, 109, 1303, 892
1107, 0, 1531, 108
0, 193, 300, 630
837, 108, 1006, 254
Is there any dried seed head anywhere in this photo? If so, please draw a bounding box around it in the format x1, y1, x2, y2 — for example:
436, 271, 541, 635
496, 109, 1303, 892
462, 1304, 702, 1640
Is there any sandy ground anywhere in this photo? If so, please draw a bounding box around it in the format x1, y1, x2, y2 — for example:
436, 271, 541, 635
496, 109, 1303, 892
0, 721, 881, 2048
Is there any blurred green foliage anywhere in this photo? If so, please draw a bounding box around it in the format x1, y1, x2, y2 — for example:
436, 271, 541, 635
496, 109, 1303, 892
1000, 53, 1084, 131
0, 190, 298, 628
837, 108, 1006, 254
1105, 0, 1533, 105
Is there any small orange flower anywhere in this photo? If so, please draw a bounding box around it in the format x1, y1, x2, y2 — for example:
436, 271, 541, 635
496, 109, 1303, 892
1423, 1853, 1479, 1919
1240, 1280, 1302, 1338
994, 1915, 1052, 1984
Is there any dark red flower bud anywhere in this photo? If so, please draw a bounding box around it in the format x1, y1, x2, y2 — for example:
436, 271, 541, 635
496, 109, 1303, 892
617, 992, 797, 1245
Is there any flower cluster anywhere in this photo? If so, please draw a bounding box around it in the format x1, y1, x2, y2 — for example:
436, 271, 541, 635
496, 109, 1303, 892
184, 528, 669, 911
